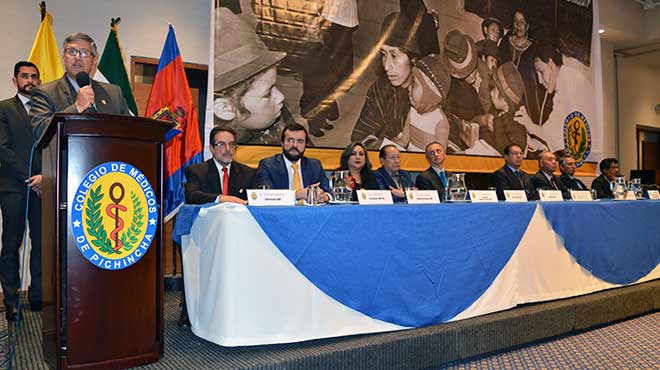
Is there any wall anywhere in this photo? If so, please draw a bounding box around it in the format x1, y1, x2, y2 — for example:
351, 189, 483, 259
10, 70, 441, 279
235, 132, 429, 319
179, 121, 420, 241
616, 55, 660, 174
0, 0, 210, 99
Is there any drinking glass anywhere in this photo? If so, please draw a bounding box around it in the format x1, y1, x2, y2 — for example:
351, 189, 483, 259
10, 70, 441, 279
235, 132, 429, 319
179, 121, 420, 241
330, 170, 352, 202
447, 173, 467, 201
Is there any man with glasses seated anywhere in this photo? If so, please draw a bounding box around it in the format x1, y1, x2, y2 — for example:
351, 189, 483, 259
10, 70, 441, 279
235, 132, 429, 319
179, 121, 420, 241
184, 126, 255, 205
256, 123, 330, 203
30, 32, 130, 137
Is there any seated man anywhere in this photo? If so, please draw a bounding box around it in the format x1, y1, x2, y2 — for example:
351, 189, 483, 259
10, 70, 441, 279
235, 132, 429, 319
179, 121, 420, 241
184, 126, 255, 205
374, 145, 414, 202
591, 158, 618, 199
256, 123, 330, 202
532, 151, 570, 199
415, 142, 450, 200
558, 155, 588, 191
493, 144, 535, 200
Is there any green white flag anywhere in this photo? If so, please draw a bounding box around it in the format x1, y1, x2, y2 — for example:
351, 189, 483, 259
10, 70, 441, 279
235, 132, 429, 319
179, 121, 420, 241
96, 18, 138, 115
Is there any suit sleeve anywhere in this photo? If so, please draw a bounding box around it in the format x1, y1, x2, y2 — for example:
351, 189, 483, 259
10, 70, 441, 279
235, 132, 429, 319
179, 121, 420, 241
0, 105, 29, 181
112, 85, 131, 115
415, 172, 433, 190
255, 159, 275, 189
493, 170, 508, 200
184, 166, 218, 204
30, 86, 78, 139
373, 171, 389, 190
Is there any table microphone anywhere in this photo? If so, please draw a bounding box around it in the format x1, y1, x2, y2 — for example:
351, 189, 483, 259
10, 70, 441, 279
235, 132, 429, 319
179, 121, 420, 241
75, 71, 96, 112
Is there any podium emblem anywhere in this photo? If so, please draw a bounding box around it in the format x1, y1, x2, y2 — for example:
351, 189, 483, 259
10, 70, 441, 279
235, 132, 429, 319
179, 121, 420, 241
71, 162, 159, 270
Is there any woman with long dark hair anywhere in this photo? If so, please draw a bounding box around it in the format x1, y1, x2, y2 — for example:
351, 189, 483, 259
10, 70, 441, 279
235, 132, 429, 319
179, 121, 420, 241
338, 142, 378, 200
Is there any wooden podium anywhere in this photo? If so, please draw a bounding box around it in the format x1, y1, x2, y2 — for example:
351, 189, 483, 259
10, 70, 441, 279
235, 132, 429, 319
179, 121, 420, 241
37, 113, 172, 370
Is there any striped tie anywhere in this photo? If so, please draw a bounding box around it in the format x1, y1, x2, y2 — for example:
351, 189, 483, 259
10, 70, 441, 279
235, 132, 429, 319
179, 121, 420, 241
292, 163, 303, 204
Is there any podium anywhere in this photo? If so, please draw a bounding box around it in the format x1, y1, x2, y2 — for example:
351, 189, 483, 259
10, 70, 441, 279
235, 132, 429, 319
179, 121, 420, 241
37, 113, 172, 370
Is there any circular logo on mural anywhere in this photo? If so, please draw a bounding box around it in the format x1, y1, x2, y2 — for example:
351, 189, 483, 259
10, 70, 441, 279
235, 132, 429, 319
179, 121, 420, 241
563, 111, 591, 166
71, 162, 158, 270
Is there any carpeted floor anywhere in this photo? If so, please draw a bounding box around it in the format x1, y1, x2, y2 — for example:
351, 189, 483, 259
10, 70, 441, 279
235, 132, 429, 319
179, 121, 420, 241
2, 292, 659, 370
438, 312, 660, 369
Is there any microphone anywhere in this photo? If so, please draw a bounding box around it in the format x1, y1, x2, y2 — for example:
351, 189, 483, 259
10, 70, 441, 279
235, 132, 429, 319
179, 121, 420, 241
75, 72, 96, 112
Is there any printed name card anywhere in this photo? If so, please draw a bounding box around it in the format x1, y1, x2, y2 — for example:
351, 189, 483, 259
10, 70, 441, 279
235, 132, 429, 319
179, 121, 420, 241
625, 191, 636, 200
570, 190, 592, 201
648, 190, 660, 200
358, 190, 394, 205
468, 190, 498, 203
406, 190, 440, 204
538, 190, 563, 202
247, 189, 295, 206
504, 190, 527, 202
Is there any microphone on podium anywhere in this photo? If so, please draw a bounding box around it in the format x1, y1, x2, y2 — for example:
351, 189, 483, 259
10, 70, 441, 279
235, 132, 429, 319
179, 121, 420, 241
75, 72, 96, 113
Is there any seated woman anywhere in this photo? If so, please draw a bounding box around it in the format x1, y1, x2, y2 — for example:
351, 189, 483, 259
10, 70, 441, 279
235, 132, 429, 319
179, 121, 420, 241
338, 142, 378, 201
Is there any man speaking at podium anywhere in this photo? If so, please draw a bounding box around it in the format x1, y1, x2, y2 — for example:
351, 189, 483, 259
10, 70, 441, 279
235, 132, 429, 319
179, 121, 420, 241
30, 32, 130, 137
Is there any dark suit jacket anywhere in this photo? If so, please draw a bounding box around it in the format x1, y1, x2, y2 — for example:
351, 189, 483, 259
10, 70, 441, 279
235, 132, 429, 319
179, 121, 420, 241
493, 165, 536, 200
559, 173, 588, 191
255, 154, 330, 191
30, 75, 130, 138
415, 167, 451, 200
374, 167, 413, 202
0, 96, 40, 193
591, 174, 613, 199
532, 171, 570, 199
184, 159, 256, 204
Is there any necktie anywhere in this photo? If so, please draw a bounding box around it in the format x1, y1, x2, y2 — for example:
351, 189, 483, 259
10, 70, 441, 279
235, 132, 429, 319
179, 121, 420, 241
25, 100, 32, 113
576, 178, 584, 190
292, 163, 303, 203
392, 172, 402, 189
550, 176, 558, 190
515, 171, 527, 192
222, 167, 229, 196
438, 170, 447, 189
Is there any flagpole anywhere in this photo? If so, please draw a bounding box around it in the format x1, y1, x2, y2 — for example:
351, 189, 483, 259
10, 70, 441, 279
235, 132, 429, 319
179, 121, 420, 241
39, 1, 46, 21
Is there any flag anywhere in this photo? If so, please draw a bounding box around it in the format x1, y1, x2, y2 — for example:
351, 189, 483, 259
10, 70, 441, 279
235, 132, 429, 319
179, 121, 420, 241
96, 18, 139, 115
145, 25, 203, 221
28, 11, 64, 83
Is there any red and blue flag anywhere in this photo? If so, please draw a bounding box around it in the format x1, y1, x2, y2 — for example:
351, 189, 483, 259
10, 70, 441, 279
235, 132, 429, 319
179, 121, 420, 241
146, 25, 202, 221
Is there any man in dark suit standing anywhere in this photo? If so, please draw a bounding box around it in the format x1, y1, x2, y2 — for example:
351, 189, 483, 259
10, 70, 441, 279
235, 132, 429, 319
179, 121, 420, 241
374, 145, 414, 203
30, 32, 130, 138
416, 142, 450, 201
184, 126, 255, 205
532, 151, 570, 199
493, 144, 536, 200
256, 123, 330, 202
559, 155, 588, 191
0, 61, 43, 321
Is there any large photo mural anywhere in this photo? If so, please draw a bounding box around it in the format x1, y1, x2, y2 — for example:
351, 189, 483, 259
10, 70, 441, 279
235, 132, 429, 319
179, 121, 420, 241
210, 0, 598, 164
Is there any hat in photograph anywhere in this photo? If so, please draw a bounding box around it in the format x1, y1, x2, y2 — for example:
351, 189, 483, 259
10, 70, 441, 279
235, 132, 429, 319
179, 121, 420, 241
379, 12, 420, 57
476, 39, 500, 62
493, 62, 524, 110
414, 54, 451, 99
214, 7, 286, 92
443, 29, 477, 79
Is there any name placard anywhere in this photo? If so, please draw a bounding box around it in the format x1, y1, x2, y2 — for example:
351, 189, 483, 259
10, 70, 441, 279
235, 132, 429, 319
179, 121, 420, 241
504, 190, 528, 202
648, 190, 660, 200
469, 190, 498, 203
570, 190, 593, 202
247, 189, 295, 206
625, 190, 636, 200
357, 190, 394, 205
538, 190, 563, 202
406, 190, 440, 204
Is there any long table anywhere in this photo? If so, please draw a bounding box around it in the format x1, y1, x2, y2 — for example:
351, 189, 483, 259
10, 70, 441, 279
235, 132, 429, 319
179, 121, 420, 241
174, 201, 660, 346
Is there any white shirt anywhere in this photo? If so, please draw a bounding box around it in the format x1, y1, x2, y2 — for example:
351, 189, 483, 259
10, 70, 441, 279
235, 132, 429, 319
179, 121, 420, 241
17, 94, 31, 114
212, 159, 231, 202
321, 0, 359, 28
282, 154, 304, 190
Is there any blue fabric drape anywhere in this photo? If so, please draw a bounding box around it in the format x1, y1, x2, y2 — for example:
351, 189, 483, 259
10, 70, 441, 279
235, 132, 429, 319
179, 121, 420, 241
541, 201, 660, 284
247, 203, 536, 327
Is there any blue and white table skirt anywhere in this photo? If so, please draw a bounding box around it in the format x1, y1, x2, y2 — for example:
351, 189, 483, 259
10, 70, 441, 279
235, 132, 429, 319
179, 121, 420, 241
174, 201, 660, 346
